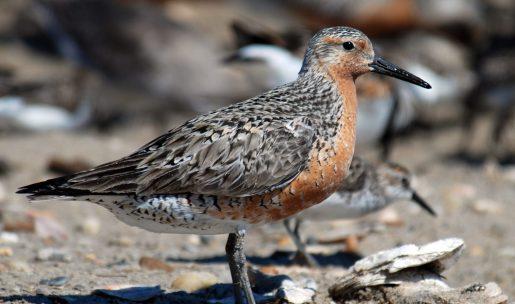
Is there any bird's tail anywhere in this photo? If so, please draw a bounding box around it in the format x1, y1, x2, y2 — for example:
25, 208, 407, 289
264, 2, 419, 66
17, 175, 89, 201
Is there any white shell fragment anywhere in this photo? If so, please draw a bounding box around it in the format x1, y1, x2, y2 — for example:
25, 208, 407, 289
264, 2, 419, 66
329, 238, 509, 304
352, 237, 464, 275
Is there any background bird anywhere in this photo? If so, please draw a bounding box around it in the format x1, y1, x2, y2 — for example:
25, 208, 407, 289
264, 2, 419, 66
284, 156, 436, 267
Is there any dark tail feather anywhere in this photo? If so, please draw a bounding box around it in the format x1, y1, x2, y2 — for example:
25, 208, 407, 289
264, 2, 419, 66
17, 175, 91, 199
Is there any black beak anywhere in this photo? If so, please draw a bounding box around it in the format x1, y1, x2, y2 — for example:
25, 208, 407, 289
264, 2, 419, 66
411, 191, 437, 216
369, 55, 431, 89
222, 53, 262, 64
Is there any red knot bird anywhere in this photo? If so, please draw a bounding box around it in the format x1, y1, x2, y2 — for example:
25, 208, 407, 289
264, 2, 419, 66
283, 156, 436, 267
18, 26, 430, 304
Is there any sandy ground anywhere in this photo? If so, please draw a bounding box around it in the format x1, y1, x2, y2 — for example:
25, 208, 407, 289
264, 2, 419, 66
0, 117, 514, 303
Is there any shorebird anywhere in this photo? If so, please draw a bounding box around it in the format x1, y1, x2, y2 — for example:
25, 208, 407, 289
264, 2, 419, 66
283, 156, 436, 267
18, 27, 430, 304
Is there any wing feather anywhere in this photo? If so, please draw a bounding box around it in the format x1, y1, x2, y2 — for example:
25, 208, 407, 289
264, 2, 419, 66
66, 115, 316, 197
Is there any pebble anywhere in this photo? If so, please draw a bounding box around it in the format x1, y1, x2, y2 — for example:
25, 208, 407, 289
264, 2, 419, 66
377, 208, 404, 227
276, 278, 317, 304
33, 213, 68, 241
36, 248, 72, 262
0, 232, 19, 244
276, 284, 316, 304
40, 276, 69, 287
47, 157, 92, 175
171, 271, 220, 292
471, 199, 503, 215
0, 247, 13, 256
2, 211, 35, 232
186, 235, 201, 246
76, 217, 101, 235
469, 244, 485, 257
84, 253, 100, 264
139, 256, 174, 272
5, 260, 31, 272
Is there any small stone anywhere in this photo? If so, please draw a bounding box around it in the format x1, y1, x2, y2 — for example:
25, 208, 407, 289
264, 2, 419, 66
36, 248, 72, 262
171, 271, 220, 292
40, 276, 69, 287
377, 208, 404, 227
471, 199, 503, 215
32, 212, 68, 241
276, 284, 316, 304
0, 232, 19, 244
108, 236, 133, 247
76, 217, 101, 235
84, 253, 101, 264
186, 235, 201, 246
277, 235, 293, 248
259, 266, 279, 276
469, 244, 485, 257
2, 211, 35, 232
47, 157, 92, 175
0, 247, 13, 256
5, 260, 31, 272
139, 256, 174, 272
0, 263, 9, 272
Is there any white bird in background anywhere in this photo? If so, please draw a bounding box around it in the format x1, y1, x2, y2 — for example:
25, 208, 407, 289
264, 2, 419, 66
0, 96, 91, 131
226, 44, 464, 148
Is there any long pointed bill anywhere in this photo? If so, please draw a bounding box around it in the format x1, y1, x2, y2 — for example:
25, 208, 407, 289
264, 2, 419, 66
370, 55, 431, 89
411, 191, 437, 216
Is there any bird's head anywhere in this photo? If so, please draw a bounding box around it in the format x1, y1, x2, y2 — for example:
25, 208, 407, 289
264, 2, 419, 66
376, 162, 436, 216
301, 27, 431, 89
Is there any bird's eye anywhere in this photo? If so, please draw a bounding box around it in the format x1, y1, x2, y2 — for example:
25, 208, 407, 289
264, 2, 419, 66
342, 41, 355, 51
401, 177, 410, 187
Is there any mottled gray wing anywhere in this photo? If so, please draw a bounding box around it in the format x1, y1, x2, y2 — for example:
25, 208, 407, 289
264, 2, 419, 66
67, 116, 316, 197
338, 156, 367, 192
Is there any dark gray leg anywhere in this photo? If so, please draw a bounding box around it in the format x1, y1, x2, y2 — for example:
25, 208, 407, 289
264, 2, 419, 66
488, 104, 513, 160
226, 230, 255, 304
380, 83, 400, 161
283, 219, 319, 267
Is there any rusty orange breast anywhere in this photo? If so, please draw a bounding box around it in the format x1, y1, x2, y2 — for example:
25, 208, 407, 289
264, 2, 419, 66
206, 75, 358, 224
245, 76, 358, 223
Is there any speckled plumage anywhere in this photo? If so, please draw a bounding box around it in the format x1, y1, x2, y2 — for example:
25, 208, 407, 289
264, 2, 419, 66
18, 26, 433, 304
19, 27, 371, 234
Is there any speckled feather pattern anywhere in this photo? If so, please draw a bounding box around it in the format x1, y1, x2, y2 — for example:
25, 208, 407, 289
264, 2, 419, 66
19, 27, 367, 234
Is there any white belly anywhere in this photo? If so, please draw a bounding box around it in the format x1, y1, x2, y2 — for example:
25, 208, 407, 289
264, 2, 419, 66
81, 195, 249, 235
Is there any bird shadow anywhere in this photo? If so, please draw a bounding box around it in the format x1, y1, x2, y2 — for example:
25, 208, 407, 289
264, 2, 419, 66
0, 287, 232, 304
0, 274, 293, 304
166, 250, 362, 268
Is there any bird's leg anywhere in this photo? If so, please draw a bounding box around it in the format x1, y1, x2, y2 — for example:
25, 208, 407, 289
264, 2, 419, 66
380, 83, 400, 161
283, 219, 319, 267
487, 104, 513, 162
226, 230, 255, 304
